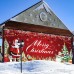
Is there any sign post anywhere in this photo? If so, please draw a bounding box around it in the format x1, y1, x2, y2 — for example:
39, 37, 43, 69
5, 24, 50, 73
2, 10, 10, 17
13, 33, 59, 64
18, 40, 24, 73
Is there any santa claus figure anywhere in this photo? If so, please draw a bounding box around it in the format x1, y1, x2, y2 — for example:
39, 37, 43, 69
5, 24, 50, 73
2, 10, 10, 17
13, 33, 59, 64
10, 38, 23, 61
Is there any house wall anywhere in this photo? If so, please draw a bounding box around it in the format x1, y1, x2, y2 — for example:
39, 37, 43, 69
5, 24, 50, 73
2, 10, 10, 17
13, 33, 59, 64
4, 29, 72, 63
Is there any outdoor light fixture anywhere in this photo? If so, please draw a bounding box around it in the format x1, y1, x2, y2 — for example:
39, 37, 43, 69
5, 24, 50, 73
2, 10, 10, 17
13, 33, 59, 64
18, 40, 24, 48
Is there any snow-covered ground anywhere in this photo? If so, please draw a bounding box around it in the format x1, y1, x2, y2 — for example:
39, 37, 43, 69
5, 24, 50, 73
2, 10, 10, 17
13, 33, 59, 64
0, 60, 74, 74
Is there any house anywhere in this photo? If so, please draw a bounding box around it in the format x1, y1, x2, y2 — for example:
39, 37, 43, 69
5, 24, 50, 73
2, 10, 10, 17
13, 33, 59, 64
0, 0, 73, 63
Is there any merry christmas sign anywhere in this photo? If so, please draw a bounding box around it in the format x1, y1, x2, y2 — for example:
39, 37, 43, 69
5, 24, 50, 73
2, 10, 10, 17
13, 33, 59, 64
4, 29, 72, 62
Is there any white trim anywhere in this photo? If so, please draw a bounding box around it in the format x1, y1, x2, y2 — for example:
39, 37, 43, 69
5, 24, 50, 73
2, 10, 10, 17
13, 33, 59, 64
11, 52, 21, 57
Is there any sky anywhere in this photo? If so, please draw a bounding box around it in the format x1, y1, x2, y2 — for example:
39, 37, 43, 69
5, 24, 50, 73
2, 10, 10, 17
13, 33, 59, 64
0, 0, 74, 46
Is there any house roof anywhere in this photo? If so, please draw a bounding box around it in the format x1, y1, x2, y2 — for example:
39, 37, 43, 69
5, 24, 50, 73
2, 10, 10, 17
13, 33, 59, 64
11, 0, 68, 30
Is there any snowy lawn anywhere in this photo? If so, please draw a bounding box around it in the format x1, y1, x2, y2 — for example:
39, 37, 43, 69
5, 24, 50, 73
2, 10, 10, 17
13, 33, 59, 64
0, 60, 74, 74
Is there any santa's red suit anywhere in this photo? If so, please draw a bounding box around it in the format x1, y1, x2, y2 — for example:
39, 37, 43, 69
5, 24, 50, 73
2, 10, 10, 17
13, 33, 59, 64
10, 39, 21, 58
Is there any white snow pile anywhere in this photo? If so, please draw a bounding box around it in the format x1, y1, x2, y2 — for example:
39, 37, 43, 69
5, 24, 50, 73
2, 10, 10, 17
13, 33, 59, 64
0, 60, 74, 74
